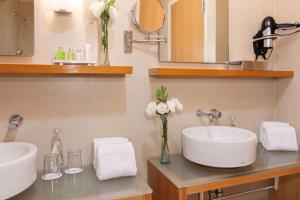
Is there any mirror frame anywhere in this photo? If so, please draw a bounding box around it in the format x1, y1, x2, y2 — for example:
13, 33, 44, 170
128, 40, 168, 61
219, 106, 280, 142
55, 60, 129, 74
131, 0, 166, 35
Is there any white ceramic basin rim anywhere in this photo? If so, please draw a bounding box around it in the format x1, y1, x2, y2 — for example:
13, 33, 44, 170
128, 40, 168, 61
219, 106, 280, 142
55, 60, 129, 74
0, 142, 37, 199
182, 126, 257, 168
183, 126, 257, 142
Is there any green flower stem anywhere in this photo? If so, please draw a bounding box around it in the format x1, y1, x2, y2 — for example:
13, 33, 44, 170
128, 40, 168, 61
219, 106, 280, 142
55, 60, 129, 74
101, 19, 109, 64
100, 1, 115, 65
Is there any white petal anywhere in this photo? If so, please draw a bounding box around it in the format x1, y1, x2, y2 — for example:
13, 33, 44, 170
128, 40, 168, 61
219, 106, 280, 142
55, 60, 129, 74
171, 98, 183, 111
145, 102, 157, 117
90, 1, 105, 17
157, 103, 169, 115
177, 103, 183, 111
167, 100, 176, 113
109, 6, 118, 20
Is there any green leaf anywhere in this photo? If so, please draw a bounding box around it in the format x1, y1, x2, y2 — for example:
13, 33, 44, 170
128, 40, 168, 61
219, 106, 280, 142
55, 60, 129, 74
156, 86, 168, 103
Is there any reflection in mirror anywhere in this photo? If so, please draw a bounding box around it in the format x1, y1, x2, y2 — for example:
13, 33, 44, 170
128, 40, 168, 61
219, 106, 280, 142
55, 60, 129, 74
132, 0, 165, 33
159, 0, 229, 63
0, 0, 34, 56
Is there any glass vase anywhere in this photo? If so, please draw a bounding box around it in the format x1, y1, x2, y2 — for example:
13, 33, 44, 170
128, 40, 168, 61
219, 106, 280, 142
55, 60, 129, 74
100, 47, 110, 66
160, 117, 170, 164
97, 20, 110, 66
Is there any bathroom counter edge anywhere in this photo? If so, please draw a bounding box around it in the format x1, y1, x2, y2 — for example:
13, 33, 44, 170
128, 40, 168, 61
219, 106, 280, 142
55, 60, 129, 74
11, 165, 152, 200
147, 146, 300, 191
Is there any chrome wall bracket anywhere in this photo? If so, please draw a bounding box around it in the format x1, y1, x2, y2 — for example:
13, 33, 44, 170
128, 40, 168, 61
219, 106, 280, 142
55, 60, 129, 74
124, 30, 167, 53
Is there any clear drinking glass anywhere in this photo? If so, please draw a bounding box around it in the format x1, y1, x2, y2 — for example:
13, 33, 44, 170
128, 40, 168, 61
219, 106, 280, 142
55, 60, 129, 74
42, 153, 63, 181
64, 148, 83, 174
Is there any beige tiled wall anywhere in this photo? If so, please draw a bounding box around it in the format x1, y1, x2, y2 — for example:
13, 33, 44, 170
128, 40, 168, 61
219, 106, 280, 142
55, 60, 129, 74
275, 0, 300, 143
0, 1, 277, 192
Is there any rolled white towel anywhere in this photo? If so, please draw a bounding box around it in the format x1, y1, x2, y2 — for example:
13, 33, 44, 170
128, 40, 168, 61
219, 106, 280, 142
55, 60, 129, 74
93, 137, 128, 169
262, 126, 299, 151
95, 142, 137, 181
260, 121, 290, 144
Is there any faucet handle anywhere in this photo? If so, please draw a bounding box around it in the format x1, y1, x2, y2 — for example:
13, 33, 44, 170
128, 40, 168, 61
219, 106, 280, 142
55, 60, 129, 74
209, 109, 222, 120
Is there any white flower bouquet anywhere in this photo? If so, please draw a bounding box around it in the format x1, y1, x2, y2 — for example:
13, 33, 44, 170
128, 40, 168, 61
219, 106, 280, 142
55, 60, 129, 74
145, 86, 183, 164
90, 0, 118, 65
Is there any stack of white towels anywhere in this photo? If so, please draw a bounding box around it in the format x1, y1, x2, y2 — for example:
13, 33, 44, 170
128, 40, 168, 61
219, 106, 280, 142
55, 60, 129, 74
93, 137, 137, 181
260, 121, 299, 151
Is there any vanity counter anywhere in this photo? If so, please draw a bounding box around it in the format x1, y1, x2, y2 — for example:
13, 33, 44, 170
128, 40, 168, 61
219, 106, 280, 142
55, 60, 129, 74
148, 145, 300, 200
12, 165, 152, 200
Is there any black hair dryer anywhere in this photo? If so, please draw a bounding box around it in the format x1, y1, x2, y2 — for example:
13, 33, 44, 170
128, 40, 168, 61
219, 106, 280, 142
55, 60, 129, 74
253, 16, 300, 60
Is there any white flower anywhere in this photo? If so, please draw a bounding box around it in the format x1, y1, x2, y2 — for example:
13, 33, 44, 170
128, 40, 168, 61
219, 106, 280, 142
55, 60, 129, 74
157, 103, 169, 115
167, 100, 176, 113
146, 102, 157, 117
90, 1, 105, 18
171, 98, 183, 111
109, 6, 118, 21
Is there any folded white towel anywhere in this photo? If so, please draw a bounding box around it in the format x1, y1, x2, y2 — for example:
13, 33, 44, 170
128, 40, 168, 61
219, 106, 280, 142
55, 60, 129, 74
261, 126, 299, 151
260, 121, 290, 144
93, 137, 128, 169
261, 121, 290, 128
95, 142, 137, 181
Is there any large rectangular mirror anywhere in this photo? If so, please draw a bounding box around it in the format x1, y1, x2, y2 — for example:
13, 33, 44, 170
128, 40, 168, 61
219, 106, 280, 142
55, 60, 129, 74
159, 0, 229, 63
0, 0, 34, 56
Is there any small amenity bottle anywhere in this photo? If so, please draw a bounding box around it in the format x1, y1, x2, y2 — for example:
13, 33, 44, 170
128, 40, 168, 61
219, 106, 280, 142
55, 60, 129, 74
55, 46, 62, 60
76, 49, 83, 61
66, 48, 73, 61
56, 46, 65, 61
51, 128, 65, 168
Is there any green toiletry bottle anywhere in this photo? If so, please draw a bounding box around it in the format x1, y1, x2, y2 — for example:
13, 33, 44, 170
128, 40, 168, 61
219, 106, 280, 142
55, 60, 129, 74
55, 46, 62, 60
59, 47, 65, 60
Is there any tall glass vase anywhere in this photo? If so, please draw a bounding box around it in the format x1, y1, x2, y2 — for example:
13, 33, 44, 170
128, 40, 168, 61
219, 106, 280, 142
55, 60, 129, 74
160, 115, 170, 164
100, 47, 110, 66
97, 20, 110, 66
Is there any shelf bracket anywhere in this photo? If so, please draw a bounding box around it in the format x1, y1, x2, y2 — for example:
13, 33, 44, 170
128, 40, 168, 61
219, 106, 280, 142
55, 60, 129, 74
124, 30, 167, 53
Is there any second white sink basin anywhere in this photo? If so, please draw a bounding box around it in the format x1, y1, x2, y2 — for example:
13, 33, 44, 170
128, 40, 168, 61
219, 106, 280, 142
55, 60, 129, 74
0, 142, 37, 199
182, 126, 257, 168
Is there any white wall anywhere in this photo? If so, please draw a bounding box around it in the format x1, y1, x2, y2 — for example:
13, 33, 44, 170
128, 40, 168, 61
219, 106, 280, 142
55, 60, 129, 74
275, 0, 300, 145
229, 0, 277, 61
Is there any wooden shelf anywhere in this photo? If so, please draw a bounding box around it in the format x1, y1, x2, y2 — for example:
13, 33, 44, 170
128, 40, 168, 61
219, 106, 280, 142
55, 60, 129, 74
149, 68, 294, 78
0, 64, 133, 75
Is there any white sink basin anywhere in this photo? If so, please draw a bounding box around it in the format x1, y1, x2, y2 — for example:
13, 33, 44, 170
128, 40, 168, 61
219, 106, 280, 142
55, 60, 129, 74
182, 126, 257, 168
0, 142, 37, 199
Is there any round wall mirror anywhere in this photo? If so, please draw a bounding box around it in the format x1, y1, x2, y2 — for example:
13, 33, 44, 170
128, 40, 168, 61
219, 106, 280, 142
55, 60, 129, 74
131, 0, 165, 34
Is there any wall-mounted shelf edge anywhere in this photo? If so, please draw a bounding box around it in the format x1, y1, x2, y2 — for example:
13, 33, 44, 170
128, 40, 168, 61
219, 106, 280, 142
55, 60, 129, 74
0, 64, 133, 75
149, 68, 294, 78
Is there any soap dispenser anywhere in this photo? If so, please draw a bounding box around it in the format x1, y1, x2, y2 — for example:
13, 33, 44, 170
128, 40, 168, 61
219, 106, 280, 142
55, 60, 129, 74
51, 128, 65, 168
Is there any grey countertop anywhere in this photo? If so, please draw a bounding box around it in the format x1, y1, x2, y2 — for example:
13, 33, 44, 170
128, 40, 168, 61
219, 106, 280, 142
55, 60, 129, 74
148, 145, 300, 188
11, 165, 152, 200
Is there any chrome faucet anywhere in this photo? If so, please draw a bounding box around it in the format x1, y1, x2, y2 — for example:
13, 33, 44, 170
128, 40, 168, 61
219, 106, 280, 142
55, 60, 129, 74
6, 114, 24, 136
196, 109, 222, 124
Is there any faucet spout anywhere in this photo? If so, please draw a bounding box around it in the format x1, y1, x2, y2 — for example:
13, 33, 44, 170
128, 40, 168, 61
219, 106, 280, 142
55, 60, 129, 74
6, 114, 24, 136
196, 109, 222, 124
